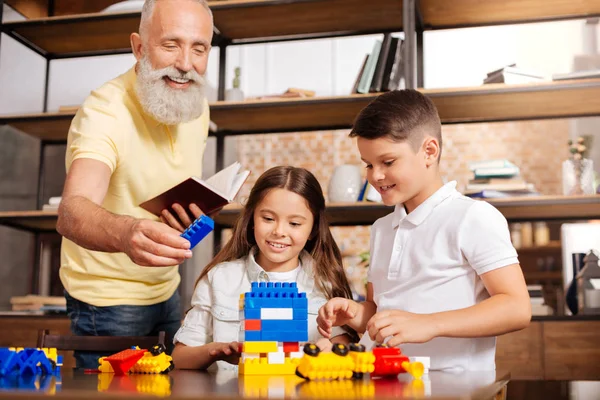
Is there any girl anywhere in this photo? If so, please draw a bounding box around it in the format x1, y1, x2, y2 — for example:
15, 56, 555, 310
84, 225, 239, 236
172, 166, 356, 370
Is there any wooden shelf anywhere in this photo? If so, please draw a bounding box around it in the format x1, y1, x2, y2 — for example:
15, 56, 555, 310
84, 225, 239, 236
2, 0, 403, 58
2, 195, 599, 232
4, 0, 599, 57
421, 0, 600, 29
0, 210, 59, 232
6, 79, 600, 140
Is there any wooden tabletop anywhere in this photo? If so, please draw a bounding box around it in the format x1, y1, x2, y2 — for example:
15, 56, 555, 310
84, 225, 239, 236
0, 369, 509, 399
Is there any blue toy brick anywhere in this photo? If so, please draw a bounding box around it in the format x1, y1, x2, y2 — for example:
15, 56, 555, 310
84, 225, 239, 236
0, 348, 22, 376
244, 308, 260, 319
250, 282, 298, 293
261, 320, 308, 332
293, 308, 308, 320
261, 330, 308, 342
293, 294, 308, 309
243, 331, 261, 341
181, 215, 214, 249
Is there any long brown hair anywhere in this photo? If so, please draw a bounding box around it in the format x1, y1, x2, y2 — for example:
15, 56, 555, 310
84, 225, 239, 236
195, 166, 353, 301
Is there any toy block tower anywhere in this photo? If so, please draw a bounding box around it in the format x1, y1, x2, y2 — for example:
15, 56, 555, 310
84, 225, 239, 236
239, 282, 308, 375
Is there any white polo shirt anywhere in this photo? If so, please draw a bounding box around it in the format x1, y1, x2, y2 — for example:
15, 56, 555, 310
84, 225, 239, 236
174, 249, 346, 371
367, 181, 518, 372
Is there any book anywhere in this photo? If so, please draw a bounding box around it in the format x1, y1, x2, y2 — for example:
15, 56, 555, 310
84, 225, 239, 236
473, 166, 520, 179
380, 36, 400, 91
351, 54, 369, 94
370, 33, 393, 93
357, 40, 382, 94
468, 159, 517, 171
483, 66, 545, 84
140, 162, 250, 216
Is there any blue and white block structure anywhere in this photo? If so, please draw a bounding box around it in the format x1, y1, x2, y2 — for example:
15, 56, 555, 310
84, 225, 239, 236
238, 282, 308, 374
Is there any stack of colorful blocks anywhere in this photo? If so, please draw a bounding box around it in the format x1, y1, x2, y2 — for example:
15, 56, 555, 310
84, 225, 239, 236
238, 282, 308, 375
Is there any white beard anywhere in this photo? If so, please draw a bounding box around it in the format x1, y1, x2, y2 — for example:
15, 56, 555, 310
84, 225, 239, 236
135, 55, 206, 125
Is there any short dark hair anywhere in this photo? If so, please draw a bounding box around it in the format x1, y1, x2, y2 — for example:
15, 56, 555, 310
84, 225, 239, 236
350, 89, 442, 160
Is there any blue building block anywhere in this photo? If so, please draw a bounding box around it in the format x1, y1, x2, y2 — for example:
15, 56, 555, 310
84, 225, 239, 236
261, 320, 307, 332
244, 308, 260, 320
181, 215, 214, 249
261, 330, 308, 342
243, 331, 261, 341
293, 308, 307, 320
0, 348, 22, 376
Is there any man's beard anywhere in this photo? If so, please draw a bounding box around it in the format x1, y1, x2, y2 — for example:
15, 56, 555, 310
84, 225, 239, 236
135, 55, 206, 125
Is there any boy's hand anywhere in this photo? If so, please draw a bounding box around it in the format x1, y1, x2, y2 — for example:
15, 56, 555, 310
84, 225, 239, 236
317, 297, 358, 338
208, 341, 241, 365
366, 310, 438, 347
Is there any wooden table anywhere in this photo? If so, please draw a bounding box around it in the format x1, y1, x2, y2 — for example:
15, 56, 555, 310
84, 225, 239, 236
0, 369, 509, 399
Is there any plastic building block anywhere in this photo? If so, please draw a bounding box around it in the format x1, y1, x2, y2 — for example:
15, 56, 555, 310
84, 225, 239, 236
283, 342, 299, 353
0, 348, 23, 376
371, 346, 424, 378
0, 348, 60, 377
409, 356, 430, 374
129, 345, 174, 374
245, 320, 261, 331
238, 357, 300, 375
260, 308, 293, 320
104, 349, 147, 375
296, 343, 356, 380
242, 342, 278, 353
181, 215, 214, 249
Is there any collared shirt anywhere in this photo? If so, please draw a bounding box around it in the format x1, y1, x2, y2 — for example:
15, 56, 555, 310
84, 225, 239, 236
174, 250, 346, 371
367, 181, 518, 372
60, 66, 210, 307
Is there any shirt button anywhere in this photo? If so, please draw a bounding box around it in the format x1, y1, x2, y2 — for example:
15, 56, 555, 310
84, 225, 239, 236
219, 311, 224, 316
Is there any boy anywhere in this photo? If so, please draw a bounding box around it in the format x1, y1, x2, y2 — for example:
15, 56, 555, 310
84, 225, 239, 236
317, 90, 531, 371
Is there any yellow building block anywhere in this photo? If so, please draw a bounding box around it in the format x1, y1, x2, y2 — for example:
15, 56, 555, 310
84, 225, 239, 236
349, 351, 375, 374
296, 351, 355, 380
239, 294, 245, 310
129, 352, 173, 374
242, 341, 278, 353
239, 357, 300, 375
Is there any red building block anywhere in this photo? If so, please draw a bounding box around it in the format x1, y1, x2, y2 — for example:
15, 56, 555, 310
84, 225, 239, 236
283, 342, 299, 353
105, 349, 147, 375
245, 320, 262, 331
372, 346, 409, 377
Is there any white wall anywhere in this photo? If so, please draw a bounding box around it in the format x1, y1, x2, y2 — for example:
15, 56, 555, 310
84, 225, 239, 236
0, 4, 596, 302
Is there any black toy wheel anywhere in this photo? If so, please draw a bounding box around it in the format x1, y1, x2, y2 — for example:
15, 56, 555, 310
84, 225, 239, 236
349, 343, 365, 352
332, 343, 349, 356
150, 344, 166, 356
303, 343, 320, 357
161, 361, 175, 374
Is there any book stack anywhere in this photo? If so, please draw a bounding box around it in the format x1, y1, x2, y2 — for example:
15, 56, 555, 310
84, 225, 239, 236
10, 295, 67, 313
352, 33, 405, 94
464, 160, 538, 198
483, 64, 546, 85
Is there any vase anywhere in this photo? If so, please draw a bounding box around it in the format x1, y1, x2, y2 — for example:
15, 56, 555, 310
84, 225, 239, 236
328, 165, 362, 202
562, 158, 595, 195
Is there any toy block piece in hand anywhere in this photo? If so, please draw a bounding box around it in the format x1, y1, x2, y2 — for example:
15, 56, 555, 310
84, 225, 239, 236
104, 349, 147, 375
181, 215, 214, 249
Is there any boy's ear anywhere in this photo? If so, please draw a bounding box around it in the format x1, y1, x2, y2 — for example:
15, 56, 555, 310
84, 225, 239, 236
423, 137, 440, 166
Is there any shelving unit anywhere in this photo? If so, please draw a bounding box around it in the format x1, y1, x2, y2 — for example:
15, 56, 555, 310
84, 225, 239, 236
2, 0, 600, 295
2, 194, 600, 232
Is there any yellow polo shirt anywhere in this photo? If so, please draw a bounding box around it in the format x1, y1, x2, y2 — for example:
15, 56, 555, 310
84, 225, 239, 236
60, 66, 210, 307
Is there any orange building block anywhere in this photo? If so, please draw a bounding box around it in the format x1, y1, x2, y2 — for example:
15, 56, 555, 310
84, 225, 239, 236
283, 342, 299, 353
245, 320, 261, 331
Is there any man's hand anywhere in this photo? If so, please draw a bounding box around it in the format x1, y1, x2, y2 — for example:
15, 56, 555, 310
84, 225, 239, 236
366, 310, 438, 347
121, 218, 193, 266
208, 341, 241, 365
160, 203, 203, 232
317, 297, 359, 338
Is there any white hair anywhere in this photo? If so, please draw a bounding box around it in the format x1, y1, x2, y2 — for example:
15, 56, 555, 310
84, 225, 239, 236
139, 0, 213, 38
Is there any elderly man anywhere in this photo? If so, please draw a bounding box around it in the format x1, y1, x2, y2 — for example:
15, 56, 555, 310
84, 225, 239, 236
56, 0, 213, 369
